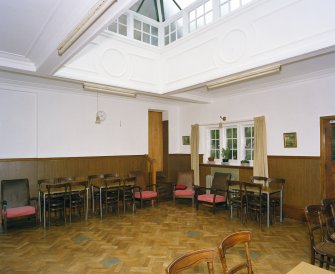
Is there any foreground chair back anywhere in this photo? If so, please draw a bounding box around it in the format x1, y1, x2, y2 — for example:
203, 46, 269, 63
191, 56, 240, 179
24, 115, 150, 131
305, 204, 335, 268
166, 248, 217, 274
218, 231, 253, 274
1, 178, 37, 231
173, 170, 195, 206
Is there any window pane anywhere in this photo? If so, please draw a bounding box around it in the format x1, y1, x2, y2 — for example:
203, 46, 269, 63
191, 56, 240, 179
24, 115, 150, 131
171, 32, 176, 42
220, 3, 229, 16
189, 10, 196, 21
211, 130, 215, 139
108, 22, 117, 33
227, 139, 232, 148
197, 16, 204, 28
233, 139, 237, 149
134, 30, 141, 41
215, 140, 220, 149
205, 12, 213, 24
211, 140, 215, 149
227, 128, 232, 138
151, 36, 158, 46
215, 150, 220, 159
197, 5, 204, 16
171, 22, 176, 31
245, 150, 251, 160
119, 14, 127, 25
205, 1, 212, 12
134, 19, 141, 30
245, 138, 251, 148
165, 36, 169, 45
233, 128, 237, 138
165, 25, 169, 35
143, 33, 150, 44
177, 28, 183, 38
245, 127, 251, 137
143, 23, 150, 33
150, 26, 157, 36
189, 21, 196, 32
119, 24, 127, 36
231, 0, 240, 11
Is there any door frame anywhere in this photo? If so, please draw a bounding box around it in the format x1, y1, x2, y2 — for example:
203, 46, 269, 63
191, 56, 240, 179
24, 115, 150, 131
320, 115, 335, 198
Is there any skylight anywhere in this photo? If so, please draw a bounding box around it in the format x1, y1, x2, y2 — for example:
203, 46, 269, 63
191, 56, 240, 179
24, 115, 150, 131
109, 0, 254, 47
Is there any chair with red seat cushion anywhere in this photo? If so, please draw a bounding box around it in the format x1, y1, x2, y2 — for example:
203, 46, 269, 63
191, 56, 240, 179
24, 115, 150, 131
1, 178, 37, 231
129, 171, 158, 208
195, 172, 231, 213
173, 170, 195, 206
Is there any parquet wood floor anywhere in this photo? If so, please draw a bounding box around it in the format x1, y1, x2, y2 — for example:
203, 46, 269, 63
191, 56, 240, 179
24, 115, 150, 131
0, 202, 312, 274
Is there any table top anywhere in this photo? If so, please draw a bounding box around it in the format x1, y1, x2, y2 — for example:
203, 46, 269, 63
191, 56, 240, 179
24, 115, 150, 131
229, 184, 281, 194
286, 262, 332, 274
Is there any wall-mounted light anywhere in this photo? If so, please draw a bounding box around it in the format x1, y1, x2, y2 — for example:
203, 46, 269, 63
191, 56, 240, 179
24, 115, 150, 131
95, 92, 106, 124
219, 116, 226, 128
207, 64, 281, 90
83, 82, 136, 98
57, 0, 118, 56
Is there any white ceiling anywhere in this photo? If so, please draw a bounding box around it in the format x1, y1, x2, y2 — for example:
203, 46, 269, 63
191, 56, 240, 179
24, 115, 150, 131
0, 0, 334, 104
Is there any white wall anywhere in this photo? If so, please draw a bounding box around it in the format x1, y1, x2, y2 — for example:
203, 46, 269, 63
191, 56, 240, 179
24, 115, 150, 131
177, 72, 335, 157
0, 72, 180, 158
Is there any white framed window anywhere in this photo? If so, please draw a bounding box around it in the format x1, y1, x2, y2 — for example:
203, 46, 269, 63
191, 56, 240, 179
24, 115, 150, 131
164, 17, 183, 46
108, 14, 128, 36
189, 0, 213, 33
133, 19, 159, 46
205, 121, 254, 165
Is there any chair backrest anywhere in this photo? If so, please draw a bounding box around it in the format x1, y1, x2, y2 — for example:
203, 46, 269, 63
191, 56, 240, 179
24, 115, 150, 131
250, 176, 267, 186
218, 231, 253, 274
46, 182, 69, 197
305, 205, 323, 248
177, 171, 194, 188
166, 248, 217, 274
267, 178, 285, 190
321, 198, 335, 208
104, 177, 121, 188
1, 179, 30, 208
129, 171, 147, 189
319, 204, 335, 242
244, 182, 262, 199
123, 176, 136, 186
211, 173, 231, 193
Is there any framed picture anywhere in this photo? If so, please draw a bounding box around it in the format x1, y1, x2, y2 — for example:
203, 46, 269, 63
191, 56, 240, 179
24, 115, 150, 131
283, 132, 297, 148
182, 136, 190, 145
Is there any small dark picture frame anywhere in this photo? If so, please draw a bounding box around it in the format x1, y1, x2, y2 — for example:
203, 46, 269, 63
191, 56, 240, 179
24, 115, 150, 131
283, 132, 297, 148
182, 136, 190, 145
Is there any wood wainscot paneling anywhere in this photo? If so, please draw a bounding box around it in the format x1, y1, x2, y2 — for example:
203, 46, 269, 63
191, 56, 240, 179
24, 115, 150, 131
268, 155, 321, 221
0, 155, 148, 197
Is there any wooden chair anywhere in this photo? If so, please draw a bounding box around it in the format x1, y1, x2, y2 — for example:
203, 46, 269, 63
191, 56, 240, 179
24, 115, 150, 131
173, 170, 194, 206
46, 183, 69, 226
227, 181, 246, 223
1, 179, 37, 231
103, 177, 121, 215
244, 182, 265, 229
121, 176, 136, 214
166, 248, 217, 274
250, 176, 267, 186
267, 177, 285, 223
196, 172, 231, 213
305, 204, 335, 269
218, 231, 253, 274
68, 179, 89, 222
129, 171, 158, 208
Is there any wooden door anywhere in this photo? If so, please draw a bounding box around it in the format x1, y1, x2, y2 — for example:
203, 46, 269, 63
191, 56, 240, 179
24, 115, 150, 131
321, 116, 335, 198
148, 111, 163, 172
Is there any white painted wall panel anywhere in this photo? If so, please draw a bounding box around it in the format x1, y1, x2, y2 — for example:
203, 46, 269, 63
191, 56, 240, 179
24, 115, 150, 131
0, 90, 37, 158
178, 73, 335, 157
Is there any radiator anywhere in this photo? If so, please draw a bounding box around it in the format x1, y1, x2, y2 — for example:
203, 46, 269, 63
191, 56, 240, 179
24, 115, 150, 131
206, 175, 214, 194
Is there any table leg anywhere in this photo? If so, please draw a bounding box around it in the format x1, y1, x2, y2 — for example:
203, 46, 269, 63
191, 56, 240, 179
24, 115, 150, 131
85, 189, 88, 221
100, 188, 102, 219
280, 190, 283, 222
43, 193, 46, 229
267, 193, 270, 227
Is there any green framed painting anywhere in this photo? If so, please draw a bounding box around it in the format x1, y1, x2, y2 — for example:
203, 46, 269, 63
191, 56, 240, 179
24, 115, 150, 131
283, 132, 297, 148
182, 136, 190, 145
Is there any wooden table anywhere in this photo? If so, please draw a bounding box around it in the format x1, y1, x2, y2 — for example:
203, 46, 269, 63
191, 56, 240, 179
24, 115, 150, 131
286, 262, 332, 274
39, 183, 89, 228
229, 183, 282, 227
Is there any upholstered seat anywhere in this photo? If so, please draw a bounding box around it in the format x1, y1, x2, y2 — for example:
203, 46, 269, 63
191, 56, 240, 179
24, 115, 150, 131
173, 170, 194, 206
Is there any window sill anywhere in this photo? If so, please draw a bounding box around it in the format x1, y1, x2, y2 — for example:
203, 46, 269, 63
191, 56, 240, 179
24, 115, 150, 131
200, 162, 253, 169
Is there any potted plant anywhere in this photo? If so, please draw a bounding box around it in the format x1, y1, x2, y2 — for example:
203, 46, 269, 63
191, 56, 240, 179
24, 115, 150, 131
241, 159, 250, 166
221, 147, 230, 164
208, 152, 215, 162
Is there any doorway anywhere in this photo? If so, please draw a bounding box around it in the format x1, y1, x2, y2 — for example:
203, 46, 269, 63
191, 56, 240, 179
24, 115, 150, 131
320, 115, 335, 198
